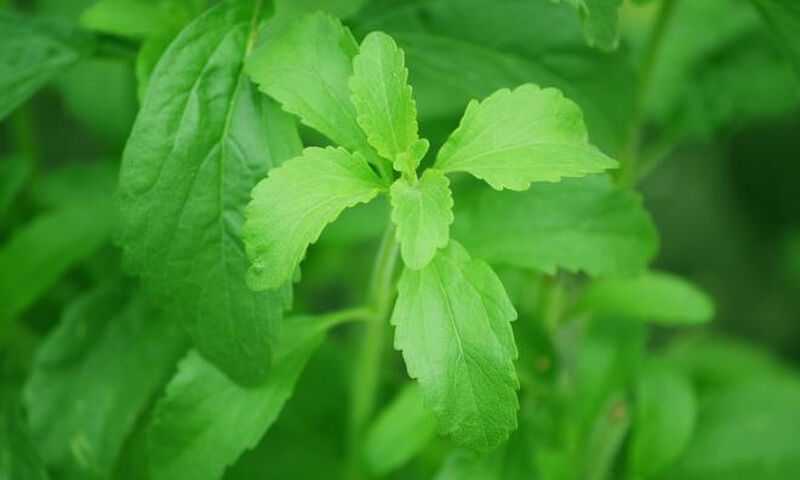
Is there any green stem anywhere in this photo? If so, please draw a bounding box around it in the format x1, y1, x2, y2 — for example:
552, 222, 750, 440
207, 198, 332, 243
321, 307, 374, 329
347, 224, 400, 479
618, 0, 680, 187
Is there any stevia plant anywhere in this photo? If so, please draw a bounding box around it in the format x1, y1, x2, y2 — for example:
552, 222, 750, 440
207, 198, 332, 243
243, 17, 617, 450
2, 0, 800, 479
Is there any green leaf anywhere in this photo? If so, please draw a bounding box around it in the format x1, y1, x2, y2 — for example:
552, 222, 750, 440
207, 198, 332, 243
390, 169, 453, 269
391, 241, 519, 451
557, 0, 622, 50
245, 13, 371, 155
0, 11, 89, 120
0, 205, 113, 335
118, 0, 302, 385
644, 0, 800, 140
0, 399, 49, 480
435, 84, 616, 191
353, 0, 637, 154
628, 363, 697, 478
23, 285, 187, 479
363, 384, 438, 475
80, 0, 199, 39
0, 154, 33, 220
350, 31, 427, 174
244, 147, 384, 291
147, 315, 330, 480
662, 380, 800, 480
578, 271, 714, 325
454, 175, 658, 276
750, 0, 800, 75
664, 336, 798, 392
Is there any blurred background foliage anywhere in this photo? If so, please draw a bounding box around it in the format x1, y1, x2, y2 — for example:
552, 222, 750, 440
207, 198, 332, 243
1, 0, 799, 479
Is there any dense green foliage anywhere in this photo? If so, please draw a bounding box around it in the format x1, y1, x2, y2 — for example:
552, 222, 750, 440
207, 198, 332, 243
1, 0, 799, 479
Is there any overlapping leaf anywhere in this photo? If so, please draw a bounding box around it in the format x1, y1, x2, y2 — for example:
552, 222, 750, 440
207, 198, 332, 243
244, 147, 385, 290
147, 315, 332, 480
350, 31, 427, 174
454, 175, 657, 276
0, 11, 89, 120
24, 284, 186, 479
118, 0, 301, 385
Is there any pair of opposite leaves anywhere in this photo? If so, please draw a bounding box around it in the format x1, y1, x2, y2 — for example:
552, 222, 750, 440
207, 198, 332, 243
243, 13, 616, 451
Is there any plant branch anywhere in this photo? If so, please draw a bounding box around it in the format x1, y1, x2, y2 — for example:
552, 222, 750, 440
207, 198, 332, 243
618, 0, 680, 187
347, 223, 400, 479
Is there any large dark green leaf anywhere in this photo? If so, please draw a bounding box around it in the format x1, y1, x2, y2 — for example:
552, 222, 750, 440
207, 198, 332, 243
23, 284, 186, 479
118, 0, 303, 385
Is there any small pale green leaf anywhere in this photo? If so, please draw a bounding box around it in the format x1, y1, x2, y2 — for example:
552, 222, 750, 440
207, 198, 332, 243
23, 284, 187, 479
350, 31, 422, 173
364, 384, 437, 475
118, 0, 302, 385
0, 399, 49, 480
392, 241, 519, 451
390, 169, 453, 269
245, 13, 369, 153
435, 84, 617, 191
244, 147, 384, 291
454, 175, 658, 276
0, 12, 88, 120
628, 363, 697, 478
147, 315, 330, 480
578, 271, 714, 325
558, 0, 622, 50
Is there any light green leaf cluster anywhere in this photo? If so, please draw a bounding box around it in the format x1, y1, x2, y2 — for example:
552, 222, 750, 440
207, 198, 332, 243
118, 0, 301, 385
0, 11, 89, 120
355, 0, 637, 155
244, 12, 619, 451
23, 284, 187, 478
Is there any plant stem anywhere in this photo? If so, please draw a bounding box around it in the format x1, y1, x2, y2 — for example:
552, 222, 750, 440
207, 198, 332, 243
618, 0, 680, 187
321, 307, 374, 329
347, 224, 400, 479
